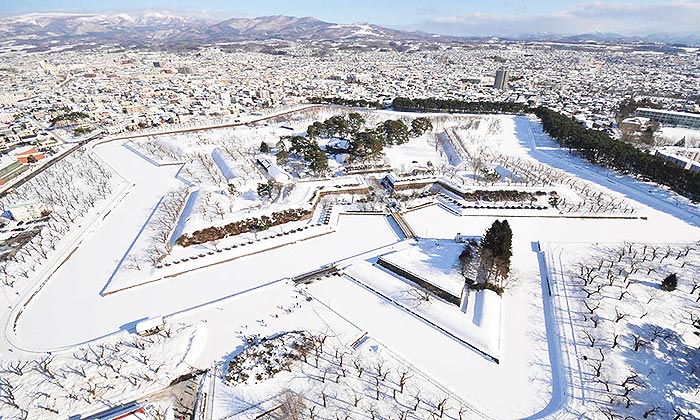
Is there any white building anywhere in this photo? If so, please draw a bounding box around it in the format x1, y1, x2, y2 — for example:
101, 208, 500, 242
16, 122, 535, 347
256, 156, 290, 183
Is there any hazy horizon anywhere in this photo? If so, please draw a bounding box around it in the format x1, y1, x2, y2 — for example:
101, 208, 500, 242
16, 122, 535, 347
2, 0, 699, 37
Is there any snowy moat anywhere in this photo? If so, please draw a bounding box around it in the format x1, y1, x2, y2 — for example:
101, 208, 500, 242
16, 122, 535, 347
1, 108, 698, 419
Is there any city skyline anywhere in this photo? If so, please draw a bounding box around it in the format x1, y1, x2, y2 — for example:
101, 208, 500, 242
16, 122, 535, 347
2, 0, 699, 36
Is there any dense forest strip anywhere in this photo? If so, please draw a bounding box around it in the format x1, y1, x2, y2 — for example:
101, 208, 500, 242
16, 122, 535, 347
533, 107, 700, 202
307, 96, 384, 109
392, 97, 700, 202
392, 97, 529, 114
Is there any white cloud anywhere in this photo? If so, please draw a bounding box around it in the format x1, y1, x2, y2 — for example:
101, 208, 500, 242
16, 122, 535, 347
418, 1, 700, 36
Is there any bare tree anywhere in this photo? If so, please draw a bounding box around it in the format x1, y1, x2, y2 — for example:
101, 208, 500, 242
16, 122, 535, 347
275, 390, 306, 419
352, 389, 363, 407
353, 357, 364, 378
398, 368, 411, 393
589, 349, 605, 374
34, 356, 55, 380
582, 330, 597, 347
631, 335, 646, 352
2, 360, 29, 376
643, 405, 659, 418
614, 308, 627, 323
413, 391, 421, 411
437, 397, 449, 418
0, 376, 18, 408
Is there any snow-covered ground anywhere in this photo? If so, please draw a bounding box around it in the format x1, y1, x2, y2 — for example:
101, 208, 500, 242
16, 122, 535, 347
655, 125, 700, 146
1, 108, 699, 419
378, 240, 466, 297
547, 240, 700, 419
383, 132, 447, 173
10, 212, 399, 351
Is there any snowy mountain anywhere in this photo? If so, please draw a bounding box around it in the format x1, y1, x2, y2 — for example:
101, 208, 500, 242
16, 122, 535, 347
1, 12, 693, 48
0, 12, 207, 39
0, 13, 436, 47
205, 15, 423, 41
504, 31, 700, 47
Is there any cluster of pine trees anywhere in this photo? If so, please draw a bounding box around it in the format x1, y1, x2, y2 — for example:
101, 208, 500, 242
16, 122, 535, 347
49, 109, 90, 126
459, 219, 513, 296
533, 107, 700, 202
303, 113, 433, 159
285, 135, 330, 174
392, 97, 529, 114
307, 96, 384, 109
478, 220, 513, 287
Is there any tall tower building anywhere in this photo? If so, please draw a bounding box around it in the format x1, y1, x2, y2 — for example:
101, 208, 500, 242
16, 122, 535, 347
494, 68, 509, 90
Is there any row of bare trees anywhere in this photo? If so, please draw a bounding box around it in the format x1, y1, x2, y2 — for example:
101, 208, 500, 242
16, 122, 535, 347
435, 125, 636, 214
0, 149, 121, 291
0, 324, 190, 419
492, 152, 635, 214
255, 333, 482, 420
126, 138, 180, 162
565, 241, 700, 419
122, 186, 190, 271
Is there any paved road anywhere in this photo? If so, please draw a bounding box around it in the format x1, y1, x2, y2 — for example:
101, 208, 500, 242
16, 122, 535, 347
105, 105, 320, 142
146, 372, 202, 420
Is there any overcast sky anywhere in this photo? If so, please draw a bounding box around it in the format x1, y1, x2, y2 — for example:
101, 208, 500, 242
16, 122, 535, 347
3, 0, 699, 36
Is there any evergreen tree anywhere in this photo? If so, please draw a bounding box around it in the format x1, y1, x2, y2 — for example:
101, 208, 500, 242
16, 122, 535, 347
410, 117, 433, 137
548, 193, 560, 208
479, 219, 513, 284
379, 120, 410, 145
307, 97, 383, 109
347, 112, 366, 134
307, 121, 324, 139
661, 273, 678, 292
257, 180, 276, 199
289, 135, 317, 159
309, 148, 329, 174
458, 244, 476, 284
350, 130, 383, 157
323, 115, 350, 139
276, 149, 289, 165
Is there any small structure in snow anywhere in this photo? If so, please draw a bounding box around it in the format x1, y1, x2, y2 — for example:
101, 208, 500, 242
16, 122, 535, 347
385, 172, 398, 188
12, 145, 45, 163
212, 148, 243, 184
455, 233, 478, 243
135, 317, 165, 336
256, 155, 290, 183
6, 199, 47, 222
328, 138, 350, 150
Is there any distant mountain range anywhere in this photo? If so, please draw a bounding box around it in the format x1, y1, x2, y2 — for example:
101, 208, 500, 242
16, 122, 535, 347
0, 12, 697, 49
0, 12, 440, 48
505, 32, 700, 47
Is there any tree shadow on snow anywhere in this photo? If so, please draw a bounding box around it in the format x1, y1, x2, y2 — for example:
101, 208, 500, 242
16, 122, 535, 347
619, 322, 700, 418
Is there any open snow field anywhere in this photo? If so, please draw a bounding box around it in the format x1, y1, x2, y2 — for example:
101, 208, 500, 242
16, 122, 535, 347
1, 108, 699, 419
12, 211, 400, 350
